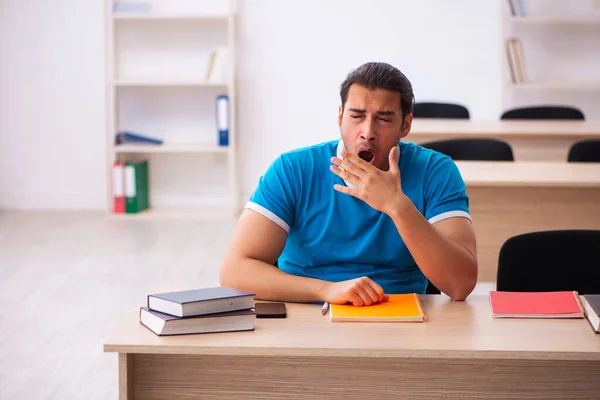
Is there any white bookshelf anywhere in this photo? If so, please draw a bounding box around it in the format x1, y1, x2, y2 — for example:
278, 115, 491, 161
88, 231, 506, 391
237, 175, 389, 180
105, 0, 239, 219
501, 0, 600, 118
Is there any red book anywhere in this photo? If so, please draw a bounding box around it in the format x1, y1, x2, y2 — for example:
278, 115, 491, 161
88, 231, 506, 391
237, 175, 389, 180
112, 161, 125, 213
489, 291, 584, 319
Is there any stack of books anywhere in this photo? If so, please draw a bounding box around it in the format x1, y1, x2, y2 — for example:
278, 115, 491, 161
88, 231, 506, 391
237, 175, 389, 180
140, 286, 256, 336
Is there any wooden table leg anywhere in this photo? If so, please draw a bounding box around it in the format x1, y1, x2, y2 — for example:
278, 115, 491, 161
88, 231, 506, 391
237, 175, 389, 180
119, 353, 133, 400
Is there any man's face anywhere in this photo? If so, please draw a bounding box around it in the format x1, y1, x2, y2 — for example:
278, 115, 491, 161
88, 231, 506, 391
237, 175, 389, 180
338, 84, 412, 171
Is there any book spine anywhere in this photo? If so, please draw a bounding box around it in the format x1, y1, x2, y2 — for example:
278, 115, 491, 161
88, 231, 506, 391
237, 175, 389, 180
116, 131, 163, 145
112, 161, 126, 213
517, 0, 526, 15
208, 47, 229, 83
125, 163, 138, 213
414, 293, 426, 321
507, 0, 516, 16
216, 95, 229, 146
506, 40, 517, 84
574, 290, 585, 313
137, 160, 150, 212
206, 50, 216, 81
513, 39, 527, 83
124, 160, 150, 213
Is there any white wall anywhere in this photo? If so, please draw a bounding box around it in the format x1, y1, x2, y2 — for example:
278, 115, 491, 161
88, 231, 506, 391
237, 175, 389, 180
236, 0, 503, 199
1, 0, 597, 209
0, 0, 106, 209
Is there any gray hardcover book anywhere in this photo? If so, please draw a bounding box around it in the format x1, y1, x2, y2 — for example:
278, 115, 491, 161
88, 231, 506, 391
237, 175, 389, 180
148, 287, 255, 318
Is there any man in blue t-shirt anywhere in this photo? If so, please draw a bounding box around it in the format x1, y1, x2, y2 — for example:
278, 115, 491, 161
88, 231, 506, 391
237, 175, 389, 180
221, 62, 477, 305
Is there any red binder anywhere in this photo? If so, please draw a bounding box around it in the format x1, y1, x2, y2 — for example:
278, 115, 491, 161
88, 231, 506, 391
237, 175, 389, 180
112, 161, 125, 213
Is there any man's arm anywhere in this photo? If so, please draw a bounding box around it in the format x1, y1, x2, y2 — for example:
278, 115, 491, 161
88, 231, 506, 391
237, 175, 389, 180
220, 209, 388, 305
388, 202, 477, 301
330, 147, 477, 301
220, 209, 326, 302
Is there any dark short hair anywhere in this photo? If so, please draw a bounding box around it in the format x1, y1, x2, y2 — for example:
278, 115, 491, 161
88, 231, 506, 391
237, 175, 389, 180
340, 62, 414, 121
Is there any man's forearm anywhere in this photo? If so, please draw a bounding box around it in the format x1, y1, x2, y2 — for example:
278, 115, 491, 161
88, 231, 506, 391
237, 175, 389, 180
388, 198, 477, 300
220, 257, 329, 303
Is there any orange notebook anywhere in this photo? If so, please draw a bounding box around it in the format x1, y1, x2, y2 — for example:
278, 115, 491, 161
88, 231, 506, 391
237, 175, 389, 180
330, 294, 425, 322
489, 291, 584, 319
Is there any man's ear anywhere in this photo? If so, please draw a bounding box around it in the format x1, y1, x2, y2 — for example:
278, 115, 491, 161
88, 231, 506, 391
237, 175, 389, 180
400, 113, 413, 139
337, 105, 343, 126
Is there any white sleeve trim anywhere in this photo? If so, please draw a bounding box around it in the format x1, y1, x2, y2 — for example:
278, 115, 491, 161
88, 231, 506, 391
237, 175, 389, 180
428, 210, 472, 224
245, 202, 290, 233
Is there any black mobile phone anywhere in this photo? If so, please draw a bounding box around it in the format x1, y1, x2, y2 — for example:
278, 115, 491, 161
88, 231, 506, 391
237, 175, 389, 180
255, 302, 287, 318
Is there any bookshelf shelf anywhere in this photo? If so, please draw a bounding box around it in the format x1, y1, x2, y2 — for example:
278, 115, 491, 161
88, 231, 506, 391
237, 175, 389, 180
507, 14, 600, 24
507, 81, 600, 90
106, 0, 239, 219
108, 205, 235, 220
113, 79, 229, 88
113, 144, 231, 154
112, 13, 229, 21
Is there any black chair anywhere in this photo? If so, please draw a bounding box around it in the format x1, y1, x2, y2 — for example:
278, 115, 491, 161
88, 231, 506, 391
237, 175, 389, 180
420, 138, 514, 161
567, 139, 600, 162
497, 230, 600, 294
426, 280, 441, 295
500, 106, 585, 120
413, 102, 470, 119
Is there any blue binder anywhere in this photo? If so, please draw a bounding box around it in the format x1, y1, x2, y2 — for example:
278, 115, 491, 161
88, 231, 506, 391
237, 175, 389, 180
216, 95, 229, 146
115, 131, 163, 145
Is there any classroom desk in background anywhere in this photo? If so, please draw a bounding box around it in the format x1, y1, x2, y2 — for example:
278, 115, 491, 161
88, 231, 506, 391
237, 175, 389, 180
104, 295, 600, 400
408, 119, 600, 161
456, 161, 600, 281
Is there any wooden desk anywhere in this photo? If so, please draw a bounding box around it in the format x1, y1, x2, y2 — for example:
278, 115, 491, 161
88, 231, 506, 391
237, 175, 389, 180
408, 119, 600, 161
104, 295, 600, 400
456, 161, 600, 281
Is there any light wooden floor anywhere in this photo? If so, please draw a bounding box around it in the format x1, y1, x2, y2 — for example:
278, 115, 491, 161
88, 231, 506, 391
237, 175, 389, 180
0, 211, 238, 400
0, 211, 495, 399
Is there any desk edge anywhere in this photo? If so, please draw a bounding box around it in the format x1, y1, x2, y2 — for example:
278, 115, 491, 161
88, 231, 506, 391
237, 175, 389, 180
103, 344, 600, 361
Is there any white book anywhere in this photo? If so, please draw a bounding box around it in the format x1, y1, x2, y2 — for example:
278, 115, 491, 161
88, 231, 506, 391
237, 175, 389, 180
207, 47, 229, 83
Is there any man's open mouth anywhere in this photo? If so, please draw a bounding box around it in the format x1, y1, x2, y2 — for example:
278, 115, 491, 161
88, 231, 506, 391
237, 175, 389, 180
358, 149, 375, 164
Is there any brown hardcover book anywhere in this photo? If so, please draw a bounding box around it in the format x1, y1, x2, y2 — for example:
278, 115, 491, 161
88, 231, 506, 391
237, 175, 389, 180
140, 307, 256, 336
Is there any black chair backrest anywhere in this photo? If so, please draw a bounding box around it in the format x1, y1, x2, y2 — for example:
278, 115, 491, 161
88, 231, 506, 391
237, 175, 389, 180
426, 281, 441, 295
421, 138, 514, 161
413, 102, 470, 119
497, 230, 600, 294
568, 139, 600, 162
500, 106, 585, 120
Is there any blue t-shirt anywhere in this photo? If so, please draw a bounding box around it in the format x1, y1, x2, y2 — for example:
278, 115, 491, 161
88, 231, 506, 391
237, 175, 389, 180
246, 140, 471, 294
